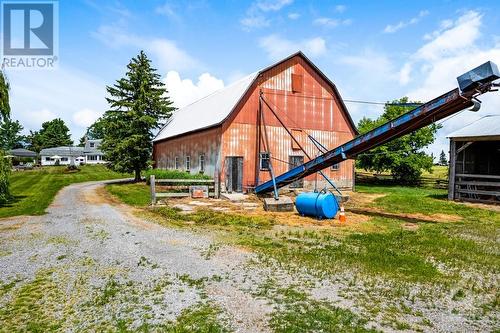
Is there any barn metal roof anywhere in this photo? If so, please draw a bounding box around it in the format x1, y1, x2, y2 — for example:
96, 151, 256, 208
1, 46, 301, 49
154, 51, 358, 142
447, 115, 500, 138
154, 72, 258, 141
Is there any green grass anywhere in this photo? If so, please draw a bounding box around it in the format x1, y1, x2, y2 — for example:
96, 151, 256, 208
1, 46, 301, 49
0, 165, 130, 218
254, 279, 377, 333
107, 183, 151, 206
144, 169, 211, 183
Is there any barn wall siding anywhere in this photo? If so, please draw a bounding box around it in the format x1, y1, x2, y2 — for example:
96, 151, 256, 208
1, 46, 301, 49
153, 54, 356, 192
153, 127, 221, 177
220, 56, 355, 190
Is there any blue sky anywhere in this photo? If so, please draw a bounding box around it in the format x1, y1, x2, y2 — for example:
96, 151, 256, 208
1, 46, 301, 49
6, 0, 500, 156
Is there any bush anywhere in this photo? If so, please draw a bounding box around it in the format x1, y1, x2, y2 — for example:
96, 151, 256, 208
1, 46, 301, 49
144, 169, 211, 184
0, 150, 11, 204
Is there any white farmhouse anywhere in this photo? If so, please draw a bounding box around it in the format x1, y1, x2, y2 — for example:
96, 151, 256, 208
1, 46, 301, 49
40, 139, 106, 166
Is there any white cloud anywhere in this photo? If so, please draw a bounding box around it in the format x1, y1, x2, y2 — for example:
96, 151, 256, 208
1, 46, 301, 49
259, 34, 327, 60
398, 10, 500, 156
384, 10, 429, 33
313, 17, 351, 28
334, 5, 346, 13
241, 0, 292, 30
8, 66, 107, 141
164, 71, 225, 108
288, 12, 300, 20
256, 0, 293, 12
240, 15, 270, 29
93, 25, 199, 72
155, 2, 177, 18
72, 108, 102, 128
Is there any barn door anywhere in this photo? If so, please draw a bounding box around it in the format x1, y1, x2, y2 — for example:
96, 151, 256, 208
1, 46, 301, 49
225, 157, 243, 193
289, 155, 304, 188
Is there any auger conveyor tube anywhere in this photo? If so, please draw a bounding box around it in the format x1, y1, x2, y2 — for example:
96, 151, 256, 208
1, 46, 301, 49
255, 62, 499, 194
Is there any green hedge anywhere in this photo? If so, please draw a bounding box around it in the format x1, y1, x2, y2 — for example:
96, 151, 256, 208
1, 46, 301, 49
144, 169, 211, 183
0, 150, 11, 204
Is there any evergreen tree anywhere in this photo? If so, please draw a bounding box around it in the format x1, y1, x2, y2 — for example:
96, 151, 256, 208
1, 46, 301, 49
78, 117, 106, 146
356, 97, 440, 185
102, 51, 175, 181
439, 150, 447, 166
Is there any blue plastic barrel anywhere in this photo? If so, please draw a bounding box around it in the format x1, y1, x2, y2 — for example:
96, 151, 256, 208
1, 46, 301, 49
295, 191, 339, 219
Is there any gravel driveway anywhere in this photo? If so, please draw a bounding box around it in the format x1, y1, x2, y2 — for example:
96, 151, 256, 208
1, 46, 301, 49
0, 181, 277, 332
1, 181, 496, 332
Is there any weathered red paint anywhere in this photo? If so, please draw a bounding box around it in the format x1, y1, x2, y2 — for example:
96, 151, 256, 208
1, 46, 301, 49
153, 54, 357, 192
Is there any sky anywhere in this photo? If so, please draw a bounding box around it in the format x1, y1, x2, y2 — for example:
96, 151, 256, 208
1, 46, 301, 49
4, 0, 500, 157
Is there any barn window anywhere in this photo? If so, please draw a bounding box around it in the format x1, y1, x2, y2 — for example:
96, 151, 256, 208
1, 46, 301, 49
291, 129, 302, 150
291, 73, 303, 93
331, 163, 339, 171
175, 157, 179, 169
260, 152, 270, 170
185, 156, 191, 171
199, 154, 205, 173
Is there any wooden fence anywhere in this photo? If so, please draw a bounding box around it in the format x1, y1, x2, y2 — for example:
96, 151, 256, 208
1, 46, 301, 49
355, 172, 448, 189
149, 175, 218, 204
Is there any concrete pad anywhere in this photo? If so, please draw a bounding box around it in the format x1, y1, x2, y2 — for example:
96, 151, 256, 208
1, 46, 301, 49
221, 193, 248, 202
263, 196, 294, 212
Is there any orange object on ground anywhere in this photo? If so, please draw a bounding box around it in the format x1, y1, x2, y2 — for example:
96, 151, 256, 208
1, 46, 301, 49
338, 206, 346, 223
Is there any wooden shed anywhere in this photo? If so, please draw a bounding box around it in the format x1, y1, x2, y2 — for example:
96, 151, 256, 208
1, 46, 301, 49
447, 115, 500, 204
153, 52, 358, 193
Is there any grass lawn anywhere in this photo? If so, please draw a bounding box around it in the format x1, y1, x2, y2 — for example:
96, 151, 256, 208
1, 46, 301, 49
106, 181, 499, 330
0, 165, 130, 218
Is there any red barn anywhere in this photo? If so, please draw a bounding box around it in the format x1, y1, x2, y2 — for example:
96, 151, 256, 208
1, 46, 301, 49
153, 52, 358, 193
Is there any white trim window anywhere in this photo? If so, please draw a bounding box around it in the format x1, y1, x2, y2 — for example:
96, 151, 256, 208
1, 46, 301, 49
260, 152, 270, 170
331, 163, 339, 171
185, 156, 190, 172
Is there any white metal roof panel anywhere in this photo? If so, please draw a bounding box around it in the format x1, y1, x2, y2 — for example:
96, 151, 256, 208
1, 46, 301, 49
447, 115, 500, 138
154, 72, 258, 142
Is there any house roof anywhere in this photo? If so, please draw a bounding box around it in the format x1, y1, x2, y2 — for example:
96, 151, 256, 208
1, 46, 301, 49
154, 51, 358, 142
8, 148, 37, 157
447, 115, 500, 138
40, 146, 85, 156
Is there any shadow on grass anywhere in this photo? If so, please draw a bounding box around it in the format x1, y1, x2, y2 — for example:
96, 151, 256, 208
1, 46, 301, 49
349, 208, 440, 224
428, 193, 448, 200
0, 195, 27, 208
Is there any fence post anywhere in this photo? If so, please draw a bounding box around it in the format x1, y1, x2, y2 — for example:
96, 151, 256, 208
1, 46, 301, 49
150, 175, 156, 205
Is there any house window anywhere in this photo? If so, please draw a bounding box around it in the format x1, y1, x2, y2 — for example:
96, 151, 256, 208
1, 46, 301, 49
291, 73, 303, 93
45, 157, 52, 161
199, 154, 205, 173
175, 157, 179, 169
61, 157, 68, 162
185, 156, 190, 171
88, 155, 98, 161
331, 163, 339, 171
260, 152, 270, 170
89, 142, 95, 148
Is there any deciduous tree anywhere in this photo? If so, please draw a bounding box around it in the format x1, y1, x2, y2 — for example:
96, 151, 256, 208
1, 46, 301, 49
27, 118, 72, 152
0, 118, 24, 150
356, 97, 440, 185
101, 51, 175, 181
0, 71, 11, 204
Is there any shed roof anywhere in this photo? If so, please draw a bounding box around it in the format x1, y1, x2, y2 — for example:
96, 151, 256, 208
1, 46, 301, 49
447, 115, 500, 138
8, 148, 37, 157
154, 51, 357, 142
